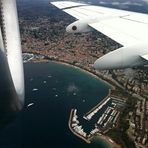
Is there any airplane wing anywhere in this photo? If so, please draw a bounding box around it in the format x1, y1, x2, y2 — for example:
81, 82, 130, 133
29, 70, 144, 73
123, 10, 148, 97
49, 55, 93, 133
51, 1, 148, 69
51, 1, 148, 46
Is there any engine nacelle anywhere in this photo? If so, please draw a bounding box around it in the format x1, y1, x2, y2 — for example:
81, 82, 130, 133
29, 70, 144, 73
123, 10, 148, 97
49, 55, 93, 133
94, 42, 148, 70
66, 20, 94, 33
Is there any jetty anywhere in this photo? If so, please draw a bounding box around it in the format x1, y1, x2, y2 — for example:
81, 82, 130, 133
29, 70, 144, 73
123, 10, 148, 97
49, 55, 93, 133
68, 109, 91, 144
83, 90, 111, 121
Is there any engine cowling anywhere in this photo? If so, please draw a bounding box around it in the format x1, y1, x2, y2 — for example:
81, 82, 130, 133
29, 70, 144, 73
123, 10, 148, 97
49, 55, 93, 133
66, 20, 94, 33
94, 43, 148, 70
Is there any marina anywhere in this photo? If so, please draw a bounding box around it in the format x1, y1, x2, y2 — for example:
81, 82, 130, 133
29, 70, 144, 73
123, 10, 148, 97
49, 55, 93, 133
69, 93, 126, 143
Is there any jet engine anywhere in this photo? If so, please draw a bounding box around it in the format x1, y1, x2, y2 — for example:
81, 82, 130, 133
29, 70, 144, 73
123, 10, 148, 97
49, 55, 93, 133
94, 43, 148, 70
66, 20, 94, 33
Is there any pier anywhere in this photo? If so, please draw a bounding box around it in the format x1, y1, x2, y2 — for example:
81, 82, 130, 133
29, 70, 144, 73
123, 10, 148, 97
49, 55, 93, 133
83, 90, 111, 121
68, 109, 91, 144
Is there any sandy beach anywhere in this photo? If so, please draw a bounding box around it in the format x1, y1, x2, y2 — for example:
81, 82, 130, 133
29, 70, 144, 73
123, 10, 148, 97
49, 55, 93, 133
100, 135, 121, 148
92, 135, 121, 148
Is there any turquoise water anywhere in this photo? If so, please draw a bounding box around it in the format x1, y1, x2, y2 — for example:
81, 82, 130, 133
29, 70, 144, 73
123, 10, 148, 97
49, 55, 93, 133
0, 61, 110, 148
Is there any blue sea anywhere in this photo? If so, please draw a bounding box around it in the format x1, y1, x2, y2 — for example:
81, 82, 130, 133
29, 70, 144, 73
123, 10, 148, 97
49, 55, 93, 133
0, 62, 110, 148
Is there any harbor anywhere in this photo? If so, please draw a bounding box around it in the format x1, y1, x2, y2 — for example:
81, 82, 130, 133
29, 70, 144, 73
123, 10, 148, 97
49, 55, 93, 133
68, 93, 126, 143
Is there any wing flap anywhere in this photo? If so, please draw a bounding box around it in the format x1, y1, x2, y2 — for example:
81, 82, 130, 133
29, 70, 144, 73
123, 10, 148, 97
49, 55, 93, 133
89, 22, 137, 46
89, 15, 148, 46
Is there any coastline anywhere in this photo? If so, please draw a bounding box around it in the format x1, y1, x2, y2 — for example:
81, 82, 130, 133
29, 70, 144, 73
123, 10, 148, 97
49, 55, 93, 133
92, 134, 121, 148
53, 60, 120, 148
23, 52, 114, 89
54, 60, 122, 148
53, 61, 114, 89
24, 54, 121, 148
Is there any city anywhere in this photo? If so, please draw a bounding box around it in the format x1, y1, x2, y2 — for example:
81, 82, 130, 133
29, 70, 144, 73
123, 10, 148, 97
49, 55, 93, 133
19, 1, 148, 148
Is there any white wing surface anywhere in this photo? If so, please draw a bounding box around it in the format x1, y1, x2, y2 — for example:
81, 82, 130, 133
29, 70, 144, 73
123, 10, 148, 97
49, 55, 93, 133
51, 1, 148, 46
